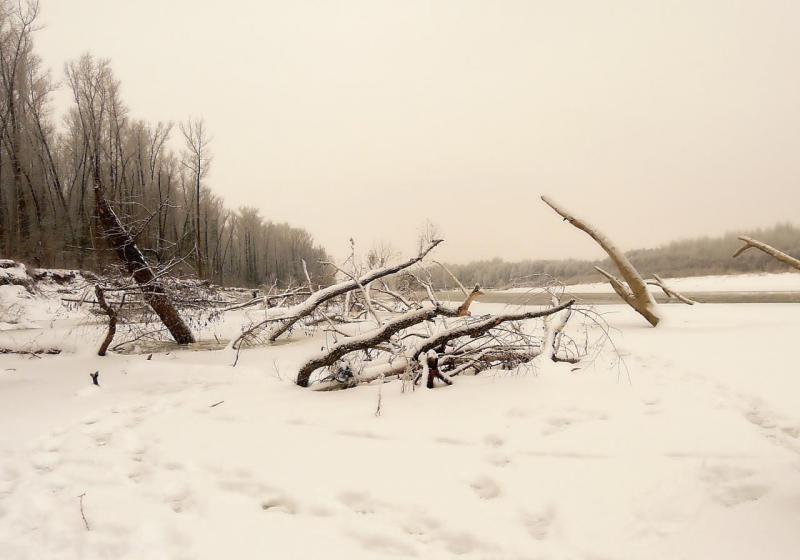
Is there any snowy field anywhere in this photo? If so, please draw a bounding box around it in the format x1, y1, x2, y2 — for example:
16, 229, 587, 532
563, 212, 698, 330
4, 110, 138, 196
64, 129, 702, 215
1, 279, 800, 558
504, 272, 800, 294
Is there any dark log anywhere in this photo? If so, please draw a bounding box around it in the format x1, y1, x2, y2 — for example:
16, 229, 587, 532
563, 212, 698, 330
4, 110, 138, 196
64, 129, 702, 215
94, 285, 117, 356
94, 180, 195, 344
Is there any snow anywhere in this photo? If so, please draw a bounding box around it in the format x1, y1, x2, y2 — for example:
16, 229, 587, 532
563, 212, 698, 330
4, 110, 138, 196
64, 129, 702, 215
1, 279, 800, 558
504, 271, 800, 294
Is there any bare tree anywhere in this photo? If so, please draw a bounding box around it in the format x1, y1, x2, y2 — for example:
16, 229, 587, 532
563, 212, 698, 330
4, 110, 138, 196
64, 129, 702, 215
541, 196, 660, 327
180, 118, 211, 277
733, 236, 800, 271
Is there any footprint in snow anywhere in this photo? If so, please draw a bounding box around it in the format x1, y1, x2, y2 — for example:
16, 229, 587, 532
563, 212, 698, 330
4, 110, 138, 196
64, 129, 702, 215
483, 433, 505, 448
338, 490, 384, 514
521, 504, 557, 540
700, 463, 768, 507
471, 475, 501, 500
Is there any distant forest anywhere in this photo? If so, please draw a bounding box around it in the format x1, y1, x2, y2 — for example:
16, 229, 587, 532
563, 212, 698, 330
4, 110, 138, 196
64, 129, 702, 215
0, 2, 331, 288
434, 223, 800, 289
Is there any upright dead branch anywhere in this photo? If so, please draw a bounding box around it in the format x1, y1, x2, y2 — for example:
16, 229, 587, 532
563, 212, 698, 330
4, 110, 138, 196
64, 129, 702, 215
94, 179, 195, 344
541, 196, 660, 327
94, 285, 117, 356
733, 236, 800, 271
647, 274, 696, 305
456, 284, 484, 316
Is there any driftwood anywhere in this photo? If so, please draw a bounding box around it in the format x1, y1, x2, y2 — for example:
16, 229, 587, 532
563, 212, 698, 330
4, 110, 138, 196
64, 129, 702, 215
94, 286, 118, 356
94, 179, 195, 344
542, 196, 660, 327
733, 236, 800, 271
296, 303, 455, 386
233, 239, 443, 348
301, 299, 575, 388
456, 284, 484, 316
647, 274, 696, 305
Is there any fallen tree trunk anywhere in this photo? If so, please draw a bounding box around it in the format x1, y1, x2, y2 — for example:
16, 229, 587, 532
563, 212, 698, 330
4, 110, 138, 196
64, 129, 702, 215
94, 180, 195, 344
733, 236, 800, 271
296, 303, 452, 386
299, 299, 575, 388
542, 196, 660, 327
233, 239, 443, 348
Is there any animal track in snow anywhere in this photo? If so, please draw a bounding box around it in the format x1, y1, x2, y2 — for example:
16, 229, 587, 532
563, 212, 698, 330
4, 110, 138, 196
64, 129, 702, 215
700, 463, 768, 507
338, 490, 385, 514
471, 475, 501, 499
483, 433, 505, 447
30, 451, 60, 472
521, 505, 557, 540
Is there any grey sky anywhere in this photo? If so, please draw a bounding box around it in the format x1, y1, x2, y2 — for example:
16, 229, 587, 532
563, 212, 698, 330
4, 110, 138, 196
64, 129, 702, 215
36, 0, 800, 263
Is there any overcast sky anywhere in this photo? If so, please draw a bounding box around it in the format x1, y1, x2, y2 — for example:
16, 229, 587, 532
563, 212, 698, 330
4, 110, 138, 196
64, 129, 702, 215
35, 0, 800, 263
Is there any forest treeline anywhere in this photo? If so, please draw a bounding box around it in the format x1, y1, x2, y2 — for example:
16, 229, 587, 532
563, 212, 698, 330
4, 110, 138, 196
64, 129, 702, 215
0, 1, 331, 287
433, 223, 800, 289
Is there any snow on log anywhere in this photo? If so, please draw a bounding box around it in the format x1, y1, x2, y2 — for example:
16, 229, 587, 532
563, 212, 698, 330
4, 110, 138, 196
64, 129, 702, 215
733, 236, 800, 271
541, 196, 660, 327
301, 299, 576, 388
296, 303, 451, 387
233, 239, 443, 348
647, 274, 696, 305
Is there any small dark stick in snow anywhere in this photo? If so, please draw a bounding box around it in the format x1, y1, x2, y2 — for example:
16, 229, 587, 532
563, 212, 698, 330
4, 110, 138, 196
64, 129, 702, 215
77, 493, 90, 530
90, 371, 100, 386
209, 400, 224, 408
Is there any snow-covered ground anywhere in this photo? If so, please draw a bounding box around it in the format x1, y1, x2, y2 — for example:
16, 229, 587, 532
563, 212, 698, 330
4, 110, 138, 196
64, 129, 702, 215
1, 278, 800, 559
503, 271, 800, 294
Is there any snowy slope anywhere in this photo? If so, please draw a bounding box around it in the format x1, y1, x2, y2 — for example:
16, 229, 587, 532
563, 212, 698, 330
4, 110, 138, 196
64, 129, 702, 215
1, 299, 799, 559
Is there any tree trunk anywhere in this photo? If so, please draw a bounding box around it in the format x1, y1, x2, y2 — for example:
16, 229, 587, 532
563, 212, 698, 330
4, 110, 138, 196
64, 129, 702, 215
94, 285, 117, 356
93, 178, 195, 344
542, 196, 660, 327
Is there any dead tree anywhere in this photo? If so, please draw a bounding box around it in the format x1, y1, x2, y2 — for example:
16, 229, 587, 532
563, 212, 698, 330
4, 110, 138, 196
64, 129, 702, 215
94, 285, 118, 356
299, 299, 575, 388
541, 196, 660, 327
456, 284, 484, 316
232, 239, 443, 348
733, 236, 800, 271
94, 179, 195, 344
296, 303, 456, 386
647, 274, 696, 305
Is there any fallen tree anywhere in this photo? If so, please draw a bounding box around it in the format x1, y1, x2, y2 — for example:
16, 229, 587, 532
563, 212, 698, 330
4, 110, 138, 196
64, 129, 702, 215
541, 196, 660, 327
299, 298, 576, 388
232, 239, 443, 348
94, 177, 195, 344
733, 236, 800, 271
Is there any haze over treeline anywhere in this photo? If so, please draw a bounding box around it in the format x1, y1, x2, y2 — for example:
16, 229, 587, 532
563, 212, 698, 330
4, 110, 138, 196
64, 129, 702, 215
434, 223, 800, 289
0, 1, 330, 287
